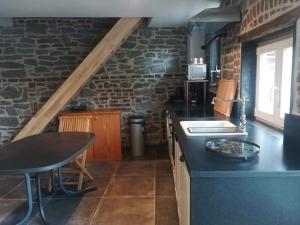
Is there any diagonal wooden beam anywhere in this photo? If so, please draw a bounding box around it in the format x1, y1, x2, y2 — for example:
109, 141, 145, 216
13, 17, 142, 142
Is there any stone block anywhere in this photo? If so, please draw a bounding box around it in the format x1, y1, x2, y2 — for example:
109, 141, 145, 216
0, 55, 22, 60
26, 23, 47, 34
15, 43, 34, 48
24, 59, 37, 66
80, 89, 96, 97
50, 51, 65, 56
6, 106, 17, 116
0, 117, 19, 127
127, 51, 142, 58
2, 28, 24, 35
166, 39, 182, 45
0, 62, 24, 69
37, 38, 60, 44
134, 57, 152, 66
145, 53, 156, 57
39, 60, 53, 66
122, 42, 136, 49
3, 47, 17, 54
150, 64, 165, 73
17, 48, 33, 54
35, 67, 50, 73
165, 59, 180, 73
0, 43, 10, 48
2, 69, 27, 78
158, 53, 169, 59
20, 38, 35, 44
150, 39, 165, 44
61, 27, 75, 34
140, 29, 153, 38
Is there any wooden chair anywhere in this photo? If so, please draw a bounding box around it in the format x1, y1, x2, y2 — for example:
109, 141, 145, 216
49, 115, 94, 191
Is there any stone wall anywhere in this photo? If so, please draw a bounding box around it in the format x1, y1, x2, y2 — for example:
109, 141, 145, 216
219, 0, 300, 102
0, 18, 187, 147
240, 0, 300, 34
220, 24, 241, 84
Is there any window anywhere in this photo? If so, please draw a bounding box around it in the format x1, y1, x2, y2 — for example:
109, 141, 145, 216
255, 37, 293, 128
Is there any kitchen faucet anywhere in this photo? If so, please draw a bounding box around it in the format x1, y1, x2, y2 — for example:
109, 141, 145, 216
211, 96, 247, 131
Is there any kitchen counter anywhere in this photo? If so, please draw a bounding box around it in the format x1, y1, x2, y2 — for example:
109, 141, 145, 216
167, 102, 300, 177
167, 102, 300, 225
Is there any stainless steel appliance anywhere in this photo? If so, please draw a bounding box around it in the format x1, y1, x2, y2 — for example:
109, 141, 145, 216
187, 64, 207, 80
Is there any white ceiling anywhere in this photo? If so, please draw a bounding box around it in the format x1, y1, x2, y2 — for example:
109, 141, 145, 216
0, 0, 220, 27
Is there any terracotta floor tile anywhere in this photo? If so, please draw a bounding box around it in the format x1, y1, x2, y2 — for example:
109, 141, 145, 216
92, 197, 155, 225
155, 175, 175, 196
156, 160, 173, 175
3, 181, 28, 200
83, 177, 110, 198
28, 197, 100, 225
115, 161, 155, 176
156, 147, 169, 160
4, 178, 53, 199
155, 197, 179, 225
0, 160, 178, 224
122, 148, 157, 161
53, 177, 110, 198
86, 161, 118, 178
0, 199, 26, 224
105, 176, 154, 197
0, 175, 23, 180
0, 179, 24, 199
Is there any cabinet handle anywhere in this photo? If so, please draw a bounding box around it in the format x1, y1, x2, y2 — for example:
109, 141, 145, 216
174, 132, 178, 142
180, 155, 185, 162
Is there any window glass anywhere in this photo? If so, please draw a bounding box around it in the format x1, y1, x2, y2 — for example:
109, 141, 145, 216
280, 47, 293, 118
257, 51, 276, 115
255, 37, 293, 128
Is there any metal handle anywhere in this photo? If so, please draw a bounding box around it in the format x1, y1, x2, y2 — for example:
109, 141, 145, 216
180, 155, 185, 162
168, 123, 173, 134
174, 132, 178, 142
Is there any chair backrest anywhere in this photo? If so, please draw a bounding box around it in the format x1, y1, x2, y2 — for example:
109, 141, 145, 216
58, 115, 92, 133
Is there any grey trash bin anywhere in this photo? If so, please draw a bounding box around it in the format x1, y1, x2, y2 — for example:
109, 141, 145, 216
129, 115, 145, 157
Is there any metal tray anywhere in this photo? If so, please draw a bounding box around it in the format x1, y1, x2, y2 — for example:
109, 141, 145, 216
206, 139, 260, 160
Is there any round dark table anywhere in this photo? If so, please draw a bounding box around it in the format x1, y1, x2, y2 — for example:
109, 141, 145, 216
0, 132, 96, 225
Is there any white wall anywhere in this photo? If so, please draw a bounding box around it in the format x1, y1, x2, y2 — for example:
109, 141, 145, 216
187, 32, 205, 62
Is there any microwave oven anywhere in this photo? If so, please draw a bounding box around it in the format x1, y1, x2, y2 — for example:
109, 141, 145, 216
187, 64, 207, 80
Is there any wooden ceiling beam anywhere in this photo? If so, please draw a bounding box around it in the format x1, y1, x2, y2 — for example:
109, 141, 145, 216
13, 17, 142, 142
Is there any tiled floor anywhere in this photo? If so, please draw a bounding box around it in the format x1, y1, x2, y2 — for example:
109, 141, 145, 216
0, 147, 179, 225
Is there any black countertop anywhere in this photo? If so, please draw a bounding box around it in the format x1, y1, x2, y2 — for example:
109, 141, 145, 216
167, 103, 300, 178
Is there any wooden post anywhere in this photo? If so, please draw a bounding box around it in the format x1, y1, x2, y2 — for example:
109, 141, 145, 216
13, 17, 142, 141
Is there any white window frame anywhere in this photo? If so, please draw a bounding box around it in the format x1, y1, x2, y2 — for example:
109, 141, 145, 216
255, 37, 293, 128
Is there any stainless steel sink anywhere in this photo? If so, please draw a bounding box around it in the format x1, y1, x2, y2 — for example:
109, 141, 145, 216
180, 120, 247, 136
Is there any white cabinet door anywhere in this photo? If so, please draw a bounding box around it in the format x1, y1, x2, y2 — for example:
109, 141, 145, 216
175, 142, 190, 225
179, 157, 190, 225
174, 140, 181, 202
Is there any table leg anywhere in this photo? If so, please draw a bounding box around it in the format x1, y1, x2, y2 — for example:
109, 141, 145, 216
58, 168, 96, 196
50, 170, 56, 192
16, 174, 33, 225
35, 175, 50, 225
